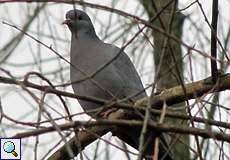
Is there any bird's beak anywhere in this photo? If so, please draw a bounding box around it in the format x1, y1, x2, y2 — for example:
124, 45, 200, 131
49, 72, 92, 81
62, 18, 72, 25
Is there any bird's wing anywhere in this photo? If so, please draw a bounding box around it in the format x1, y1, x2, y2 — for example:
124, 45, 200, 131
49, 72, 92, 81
104, 43, 147, 101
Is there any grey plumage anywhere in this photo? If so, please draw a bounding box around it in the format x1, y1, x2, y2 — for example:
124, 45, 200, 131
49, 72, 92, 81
64, 9, 172, 159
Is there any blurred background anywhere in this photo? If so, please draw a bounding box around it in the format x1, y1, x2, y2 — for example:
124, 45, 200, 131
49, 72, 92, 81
0, 0, 230, 159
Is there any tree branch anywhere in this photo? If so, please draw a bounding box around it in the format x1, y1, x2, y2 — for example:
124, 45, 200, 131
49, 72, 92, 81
0, 74, 230, 110
9, 118, 230, 159
1, 73, 230, 159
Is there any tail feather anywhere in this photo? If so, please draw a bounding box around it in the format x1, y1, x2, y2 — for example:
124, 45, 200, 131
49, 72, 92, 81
115, 126, 172, 160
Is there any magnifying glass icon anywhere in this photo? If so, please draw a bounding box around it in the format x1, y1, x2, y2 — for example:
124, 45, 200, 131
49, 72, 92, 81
3, 141, 18, 157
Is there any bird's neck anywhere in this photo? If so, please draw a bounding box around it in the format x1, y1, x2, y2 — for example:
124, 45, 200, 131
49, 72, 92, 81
73, 29, 99, 41
70, 30, 101, 58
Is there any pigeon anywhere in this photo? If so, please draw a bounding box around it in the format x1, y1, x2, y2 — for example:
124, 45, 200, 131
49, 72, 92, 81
63, 9, 172, 160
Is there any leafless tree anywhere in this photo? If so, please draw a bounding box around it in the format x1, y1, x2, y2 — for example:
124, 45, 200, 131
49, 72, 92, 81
0, 0, 230, 160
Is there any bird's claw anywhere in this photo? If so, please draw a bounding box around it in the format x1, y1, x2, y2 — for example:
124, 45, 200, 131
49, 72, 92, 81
99, 108, 119, 118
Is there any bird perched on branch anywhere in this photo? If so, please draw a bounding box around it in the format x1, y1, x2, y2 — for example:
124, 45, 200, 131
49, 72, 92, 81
63, 9, 172, 160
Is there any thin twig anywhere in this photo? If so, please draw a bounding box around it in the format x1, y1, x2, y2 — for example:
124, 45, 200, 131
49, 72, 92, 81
10, 119, 230, 144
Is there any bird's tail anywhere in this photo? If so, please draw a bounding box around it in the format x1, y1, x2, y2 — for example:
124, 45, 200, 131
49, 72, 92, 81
115, 126, 173, 160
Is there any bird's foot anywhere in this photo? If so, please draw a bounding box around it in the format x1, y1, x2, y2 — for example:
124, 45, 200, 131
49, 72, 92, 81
99, 108, 119, 118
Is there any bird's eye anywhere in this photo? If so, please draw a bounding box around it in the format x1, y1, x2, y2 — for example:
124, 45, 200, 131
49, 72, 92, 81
78, 16, 83, 20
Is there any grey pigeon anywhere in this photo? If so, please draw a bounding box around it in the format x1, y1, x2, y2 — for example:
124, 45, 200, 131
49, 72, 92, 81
64, 9, 172, 160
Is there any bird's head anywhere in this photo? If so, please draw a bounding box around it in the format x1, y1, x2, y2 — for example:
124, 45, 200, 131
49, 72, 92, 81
63, 9, 96, 36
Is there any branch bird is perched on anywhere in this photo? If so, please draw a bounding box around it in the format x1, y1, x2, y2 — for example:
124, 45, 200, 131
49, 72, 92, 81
63, 9, 172, 160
